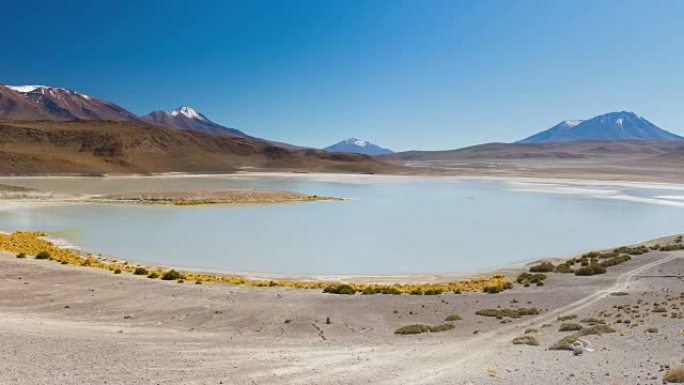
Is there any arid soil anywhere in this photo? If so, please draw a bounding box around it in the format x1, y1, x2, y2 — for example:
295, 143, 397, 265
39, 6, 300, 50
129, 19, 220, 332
0, 236, 682, 385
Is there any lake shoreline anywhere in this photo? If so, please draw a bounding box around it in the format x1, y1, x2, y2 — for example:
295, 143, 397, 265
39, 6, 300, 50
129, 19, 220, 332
1, 233, 682, 384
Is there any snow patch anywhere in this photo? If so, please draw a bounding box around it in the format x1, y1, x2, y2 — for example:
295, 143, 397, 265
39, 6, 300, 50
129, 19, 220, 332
6, 85, 47, 93
170, 106, 205, 121
345, 138, 369, 147
563, 120, 582, 127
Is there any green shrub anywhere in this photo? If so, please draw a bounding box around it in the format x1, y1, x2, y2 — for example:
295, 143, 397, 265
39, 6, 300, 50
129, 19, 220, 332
161, 270, 184, 281
659, 243, 684, 251
476, 308, 539, 319
113, 269, 122, 274
512, 336, 539, 346
395, 324, 431, 334
529, 262, 555, 272
15, 253, 26, 259
429, 323, 455, 332
524, 328, 538, 334
362, 286, 401, 295
483, 282, 513, 293
612, 245, 649, 255
554, 263, 574, 273
394, 323, 455, 335
574, 264, 607, 276
424, 289, 443, 295
610, 291, 628, 296
445, 314, 462, 321
409, 289, 423, 295
580, 317, 605, 325
577, 324, 615, 336
645, 327, 658, 334
35, 251, 51, 260
559, 323, 583, 332
549, 335, 579, 350
323, 284, 356, 295
516, 272, 547, 285
147, 272, 159, 279
600, 255, 631, 267
133, 267, 149, 275
557, 314, 577, 321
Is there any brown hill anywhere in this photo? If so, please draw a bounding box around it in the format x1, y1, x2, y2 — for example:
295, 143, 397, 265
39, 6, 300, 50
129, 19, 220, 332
0, 120, 399, 175
381, 140, 684, 163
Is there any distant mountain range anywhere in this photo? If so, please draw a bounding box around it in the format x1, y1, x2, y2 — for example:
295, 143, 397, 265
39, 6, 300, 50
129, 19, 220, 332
324, 138, 394, 155
0, 84, 254, 138
518, 111, 682, 143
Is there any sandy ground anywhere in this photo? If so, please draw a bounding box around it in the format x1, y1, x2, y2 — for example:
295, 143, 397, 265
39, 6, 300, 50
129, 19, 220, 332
1, 236, 682, 384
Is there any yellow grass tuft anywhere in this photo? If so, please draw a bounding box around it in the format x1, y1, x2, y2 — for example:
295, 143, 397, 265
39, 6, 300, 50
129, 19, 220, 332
1, 231, 512, 294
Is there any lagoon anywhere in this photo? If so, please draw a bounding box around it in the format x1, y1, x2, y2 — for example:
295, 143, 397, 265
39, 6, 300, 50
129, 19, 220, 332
0, 174, 683, 275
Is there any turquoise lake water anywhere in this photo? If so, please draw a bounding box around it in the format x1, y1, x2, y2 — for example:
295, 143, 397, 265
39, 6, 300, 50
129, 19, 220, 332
1, 174, 683, 275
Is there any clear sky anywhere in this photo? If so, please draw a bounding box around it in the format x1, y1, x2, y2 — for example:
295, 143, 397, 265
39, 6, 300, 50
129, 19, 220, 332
3, 0, 683, 150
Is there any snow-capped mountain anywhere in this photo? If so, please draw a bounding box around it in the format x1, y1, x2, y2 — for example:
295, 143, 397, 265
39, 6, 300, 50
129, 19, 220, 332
140, 106, 249, 138
518, 111, 682, 143
1, 85, 139, 121
324, 138, 394, 155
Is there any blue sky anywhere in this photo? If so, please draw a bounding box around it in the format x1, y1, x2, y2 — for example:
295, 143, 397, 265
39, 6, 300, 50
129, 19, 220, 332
3, 0, 684, 150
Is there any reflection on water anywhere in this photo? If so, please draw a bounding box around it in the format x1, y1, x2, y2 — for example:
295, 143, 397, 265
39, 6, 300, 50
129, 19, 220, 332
0, 174, 682, 275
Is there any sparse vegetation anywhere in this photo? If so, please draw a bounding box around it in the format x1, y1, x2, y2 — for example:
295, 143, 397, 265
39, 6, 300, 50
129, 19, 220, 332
476, 308, 539, 319
658, 243, 684, 251
361, 286, 402, 295
482, 281, 513, 294
133, 267, 149, 275
323, 284, 356, 295
15, 252, 26, 259
147, 272, 159, 279
599, 254, 631, 267
549, 325, 615, 350
578, 324, 615, 336
161, 270, 184, 281
516, 272, 547, 285
558, 323, 583, 332
394, 323, 455, 335
574, 263, 607, 276
511, 336, 539, 346
35, 251, 50, 260
445, 314, 462, 321
524, 328, 538, 334
549, 335, 579, 350
645, 327, 659, 334
424, 288, 443, 295
554, 263, 574, 273
610, 291, 628, 296
529, 262, 555, 273
557, 314, 577, 321
429, 323, 455, 332
114, 269, 122, 274
579, 317, 605, 325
